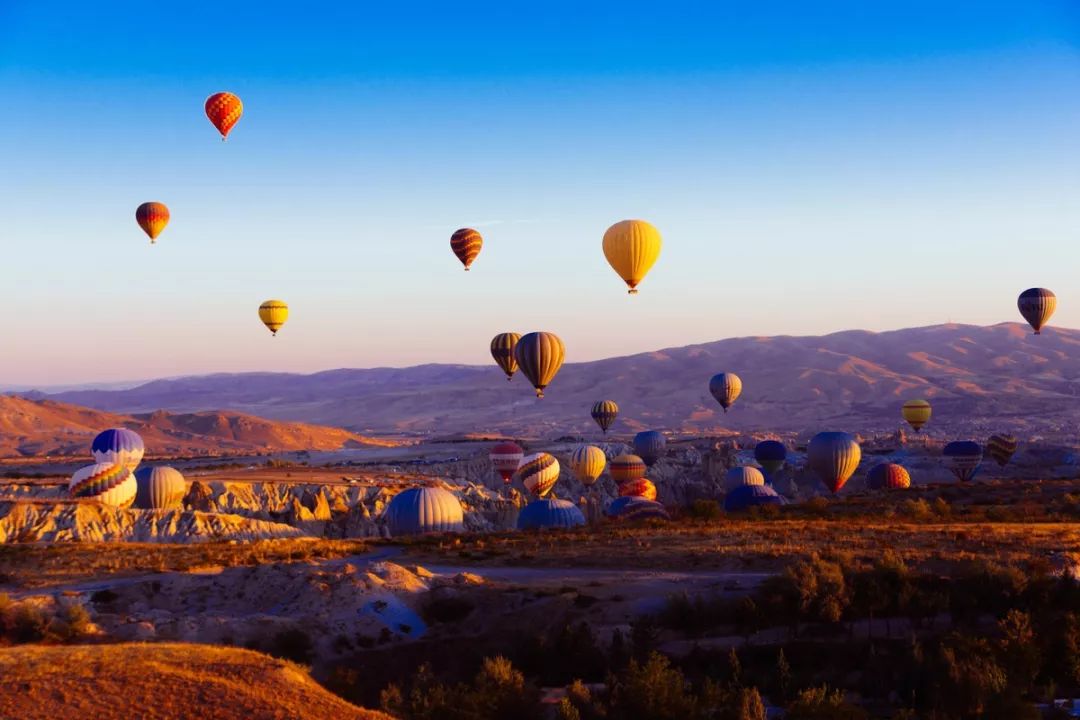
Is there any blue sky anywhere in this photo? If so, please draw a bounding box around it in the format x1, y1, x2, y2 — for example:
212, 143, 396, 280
1, 1, 1078, 386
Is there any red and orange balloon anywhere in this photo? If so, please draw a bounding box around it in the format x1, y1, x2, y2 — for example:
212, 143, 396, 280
205, 92, 243, 140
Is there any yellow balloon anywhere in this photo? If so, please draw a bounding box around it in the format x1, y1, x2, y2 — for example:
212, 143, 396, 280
569, 445, 606, 486
259, 299, 289, 336
602, 219, 662, 294
901, 399, 932, 432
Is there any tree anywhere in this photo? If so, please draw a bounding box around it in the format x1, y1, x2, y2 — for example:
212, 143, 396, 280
785, 686, 867, 720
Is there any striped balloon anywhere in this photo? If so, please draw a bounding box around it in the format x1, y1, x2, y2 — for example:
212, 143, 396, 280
618, 478, 657, 501
135, 202, 170, 243
807, 432, 861, 494
450, 228, 483, 270
607, 496, 670, 521
205, 92, 243, 140
516, 452, 560, 498
866, 463, 911, 490
633, 431, 666, 467
591, 400, 619, 434
943, 441, 982, 482
725, 466, 765, 492
489, 441, 524, 484
133, 466, 186, 509
91, 428, 144, 471
569, 445, 606, 486
901, 399, 932, 433
709, 372, 743, 412
490, 333, 520, 381
514, 332, 565, 398
986, 434, 1018, 467
610, 454, 647, 485
602, 219, 662, 294
1017, 288, 1056, 335
384, 487, 464, 535
69, 463, 137, 508
258, 300, 289, 336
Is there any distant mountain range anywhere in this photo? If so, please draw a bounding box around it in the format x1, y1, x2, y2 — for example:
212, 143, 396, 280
0, 396, 393, 459
39, 323, 1080, 439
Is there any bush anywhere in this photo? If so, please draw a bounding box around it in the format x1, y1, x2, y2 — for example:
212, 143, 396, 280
268, 627, 314, 664
686, 499, 721, 521
785, 686, 867, 720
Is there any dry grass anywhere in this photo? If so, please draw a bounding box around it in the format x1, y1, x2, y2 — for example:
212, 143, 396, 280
0, 538, 371, 589
0, 642, 390, 720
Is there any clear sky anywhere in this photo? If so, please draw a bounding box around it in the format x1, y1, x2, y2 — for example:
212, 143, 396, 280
1, 1, 1078, 387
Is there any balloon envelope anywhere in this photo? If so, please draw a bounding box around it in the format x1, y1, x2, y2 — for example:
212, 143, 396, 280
725, 466, 766, 492
618, 478, 657, 501
607, 496, 670, 521
709, 373, 743, 412
569, 445, 606, 486
986, 434, 1018, 467
69, 462, 137, 508
807, 432, 861, 494
591, 400, 618, 434
602, 219, 662, 294
943, 441, 982, 482
205, 92, 243, 139
135, 202, 170, 242
610, 454, 647, 485
384, 487, 464, 535
489, 442, 524, 484
490, 333, 520, 380
754, 440, 787, 476
259, 300, 289, 335
1017, 288, 1056, 335
133, 466, 186, 509
866, 463, 911, 490
450, 228, 483, 270
633, 431, 666, 467
516, 452, 560, 497
724, 484, 786, 512
91, 428, 144, 471
901, 399, 932, 432
517, 498, 585, 530
514, 332, 565, 398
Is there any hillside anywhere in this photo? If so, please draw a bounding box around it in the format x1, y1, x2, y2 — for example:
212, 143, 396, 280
0, 395, 394, 458
0, 643, 389, 720
48, 322, 1080, 437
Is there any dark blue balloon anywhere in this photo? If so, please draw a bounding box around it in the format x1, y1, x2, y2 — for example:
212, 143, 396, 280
384, 487, 464, 535
517, 498, 586, 530
606, 496, 670, 521
633, 431, 666, 467
724, 484, 786, 512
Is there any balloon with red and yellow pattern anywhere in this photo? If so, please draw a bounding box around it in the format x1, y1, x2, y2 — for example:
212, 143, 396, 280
205, 92, 243, 140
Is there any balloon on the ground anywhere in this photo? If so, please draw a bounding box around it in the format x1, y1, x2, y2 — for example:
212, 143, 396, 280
135, 202, 170, 243
489, 333, 520, 381
384, 487, 464, 535
986, 434, 1018, 467
943, 441, 982, 482
754, 440, 787, 476
591, 400, 618, 434
69, 463, 137, 508
633, 431, 666, 467
725, 466, 765, 492
618, 478, 657, 501
205, 92, 243, 140
1017, 288, 1056, 335
607, 496, 670, 521
602, 219, 662, 294
807, 432, 861, 494
91, 428, 144, 471
569, 445, 606, 486
709, 373, 742, 412
516, 452, 560, 497
450, 228, 483, 271
609, 454, 647, 485
866, 463, 911, 490
133, 466, 186, 509
517, 498, 585, 530
258, 300, 289, 336
901, 399, 932, 433
489, 442, 524, 484
514, 332, 565, 398
724, 484, 787, 512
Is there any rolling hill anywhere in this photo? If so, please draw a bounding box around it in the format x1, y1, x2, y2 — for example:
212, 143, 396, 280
0, 395, 394, 458
45, 322, 1080, 438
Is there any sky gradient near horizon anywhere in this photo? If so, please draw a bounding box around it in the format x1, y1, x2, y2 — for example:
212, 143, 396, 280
1, 2, 1079, 387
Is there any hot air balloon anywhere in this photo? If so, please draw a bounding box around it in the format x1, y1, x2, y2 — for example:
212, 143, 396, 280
133, 466, 187, 509
259, 300, 289, 336
724, 484, 786, 512
633, 431, 666, 467
516, 452, 560, 498
514, 332, 565, 398
725, 466, 766, 492
618, 478, 657, 501
135, 202, 170, 243
754, 441, 787, 476
1018, 288, 1056, 335
902, 399, 932, 433
384, 487, 465, 535
205, 92, 243, 140
569, 445, 606, 486
986, 434, 1018, 467
943, 441, 982, 482
490, 333, 520, 381
489, 442, 524, 484
450, 228, 482, 271
69, 463, 137, 508
517, 498, 586, 530
607, 496, 670, 521
91, 428, 144, 471
709, 373, 743, 412
866, 463, 911, 490
807, 432, 861, 494
591, 400, 618, 434
609, 454, 647, 485
602, 220, 662, 294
